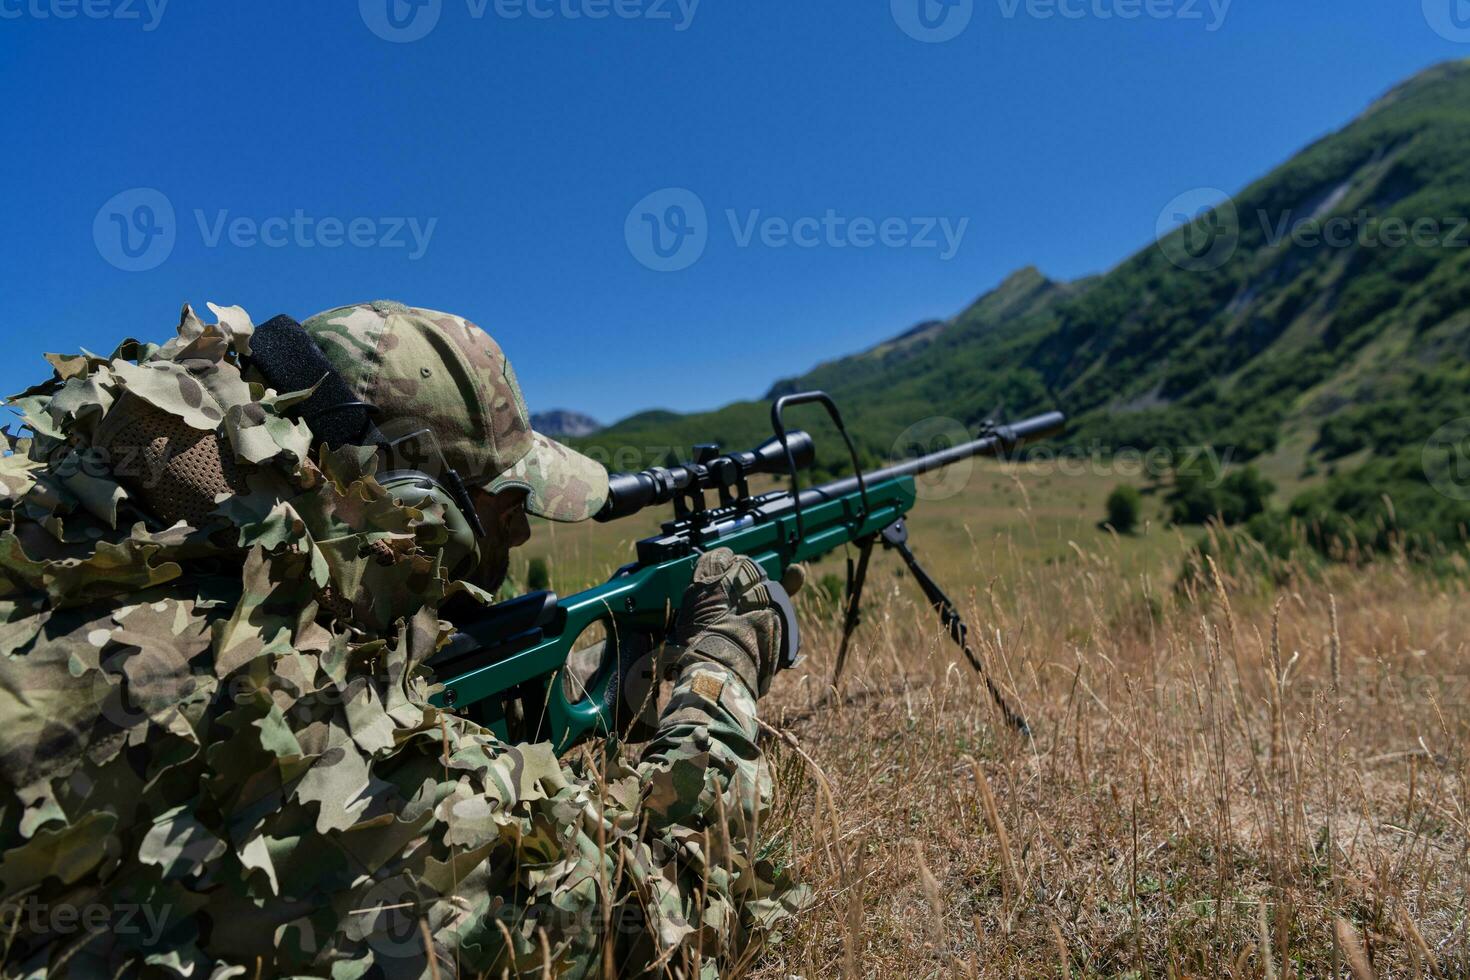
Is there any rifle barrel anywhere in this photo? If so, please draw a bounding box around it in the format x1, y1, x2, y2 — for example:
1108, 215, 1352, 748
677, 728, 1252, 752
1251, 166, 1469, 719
800, 411, 1066, 507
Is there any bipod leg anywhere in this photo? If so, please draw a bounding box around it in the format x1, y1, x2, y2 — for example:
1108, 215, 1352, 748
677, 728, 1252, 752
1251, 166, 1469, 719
830, 534, 876, 691
880, 519, 1031, 737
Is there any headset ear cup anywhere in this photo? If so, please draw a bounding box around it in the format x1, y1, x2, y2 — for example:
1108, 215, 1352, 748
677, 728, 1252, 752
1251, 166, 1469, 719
377, 471, 481, 580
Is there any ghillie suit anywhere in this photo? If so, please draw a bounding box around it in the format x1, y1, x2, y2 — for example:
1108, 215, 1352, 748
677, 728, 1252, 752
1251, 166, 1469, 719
0, 304, 803, 979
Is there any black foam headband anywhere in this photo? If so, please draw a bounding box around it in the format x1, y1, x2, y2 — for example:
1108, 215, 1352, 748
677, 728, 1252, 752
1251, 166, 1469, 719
247, 315, 372, 449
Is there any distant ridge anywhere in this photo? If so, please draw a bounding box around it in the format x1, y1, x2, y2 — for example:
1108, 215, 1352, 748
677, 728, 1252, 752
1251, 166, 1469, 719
531, 410, 602, 438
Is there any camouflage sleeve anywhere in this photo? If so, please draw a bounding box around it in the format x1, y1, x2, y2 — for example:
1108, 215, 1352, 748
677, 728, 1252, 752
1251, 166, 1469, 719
454, 658, 796, 979
631, 659, 791, 974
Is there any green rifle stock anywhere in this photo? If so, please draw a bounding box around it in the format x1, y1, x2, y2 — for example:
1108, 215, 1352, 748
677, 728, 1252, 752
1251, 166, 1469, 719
428, 393, 1065, 753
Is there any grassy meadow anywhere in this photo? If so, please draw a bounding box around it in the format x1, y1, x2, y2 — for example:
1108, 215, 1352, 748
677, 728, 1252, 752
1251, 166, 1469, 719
525, 462, 1468, 978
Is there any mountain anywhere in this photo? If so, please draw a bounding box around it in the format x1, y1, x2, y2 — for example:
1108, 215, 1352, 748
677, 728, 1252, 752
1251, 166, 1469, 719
578, 61, 1470, 477
531, 410, 602, 438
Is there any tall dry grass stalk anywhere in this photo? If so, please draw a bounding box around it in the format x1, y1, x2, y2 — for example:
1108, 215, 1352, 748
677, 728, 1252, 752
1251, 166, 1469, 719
745, 533, 1470, 978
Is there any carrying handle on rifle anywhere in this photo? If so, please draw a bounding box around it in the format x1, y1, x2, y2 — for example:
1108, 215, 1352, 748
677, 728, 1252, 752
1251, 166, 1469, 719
771, 391, 868, 543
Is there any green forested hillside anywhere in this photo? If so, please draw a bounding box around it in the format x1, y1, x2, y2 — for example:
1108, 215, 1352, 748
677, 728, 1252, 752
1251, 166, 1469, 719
578, 61, 1470, 492
574, 266, 1082, 477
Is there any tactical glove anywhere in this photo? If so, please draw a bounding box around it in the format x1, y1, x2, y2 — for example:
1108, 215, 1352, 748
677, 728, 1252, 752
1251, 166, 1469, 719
669, 548, 784, 697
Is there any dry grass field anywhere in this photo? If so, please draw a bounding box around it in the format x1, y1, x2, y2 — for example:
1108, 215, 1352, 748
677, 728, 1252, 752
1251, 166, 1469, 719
531, 464, 1470, 977
750, 542, 1469, 978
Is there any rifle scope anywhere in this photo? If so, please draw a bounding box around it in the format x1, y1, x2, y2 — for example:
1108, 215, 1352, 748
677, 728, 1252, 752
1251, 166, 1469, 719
597, 431, 816, 522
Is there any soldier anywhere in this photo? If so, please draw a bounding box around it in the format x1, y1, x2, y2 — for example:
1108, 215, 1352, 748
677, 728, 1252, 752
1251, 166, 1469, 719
0, 301, 804, 978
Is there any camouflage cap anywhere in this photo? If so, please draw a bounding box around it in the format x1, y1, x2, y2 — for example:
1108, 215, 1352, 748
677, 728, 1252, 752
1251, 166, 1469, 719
302, 301, 608, 522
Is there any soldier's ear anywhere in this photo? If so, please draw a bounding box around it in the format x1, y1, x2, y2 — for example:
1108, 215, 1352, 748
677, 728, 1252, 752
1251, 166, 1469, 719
481, 488, 531, 547
377, 471, 481, 580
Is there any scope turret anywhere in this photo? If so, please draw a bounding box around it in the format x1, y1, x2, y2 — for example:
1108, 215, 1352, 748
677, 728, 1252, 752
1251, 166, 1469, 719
596, 431, 815, 522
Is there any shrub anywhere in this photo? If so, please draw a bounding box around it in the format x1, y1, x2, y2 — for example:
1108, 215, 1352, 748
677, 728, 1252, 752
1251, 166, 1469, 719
1167, 455, 1222, 525
1169, 464, 1274, 526
1217, 467, 1275, 524
1105, 484, 1142, 533
526, 557, 551, 591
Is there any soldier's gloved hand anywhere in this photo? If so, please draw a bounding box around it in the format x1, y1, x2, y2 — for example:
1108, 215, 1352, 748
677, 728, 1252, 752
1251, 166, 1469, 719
669, 548, 783, 697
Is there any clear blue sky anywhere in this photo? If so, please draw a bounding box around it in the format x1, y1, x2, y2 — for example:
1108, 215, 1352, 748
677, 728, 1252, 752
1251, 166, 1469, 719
2, 1, 1466, 424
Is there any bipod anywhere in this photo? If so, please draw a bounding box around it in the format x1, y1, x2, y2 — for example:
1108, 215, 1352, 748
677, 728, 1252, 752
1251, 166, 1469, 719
830, 518, 1031, 736
881, 519, 1031, 736
829, 533, 875, 691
